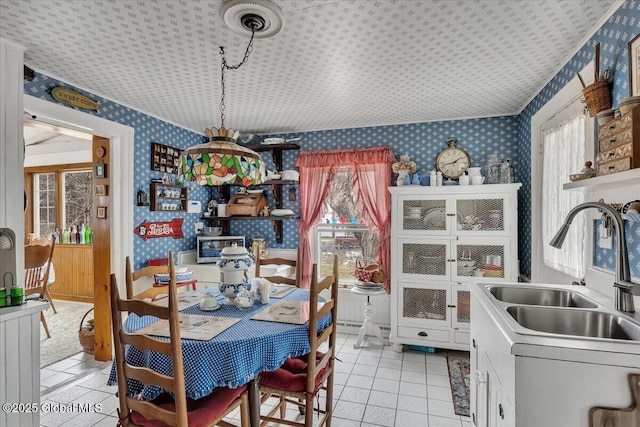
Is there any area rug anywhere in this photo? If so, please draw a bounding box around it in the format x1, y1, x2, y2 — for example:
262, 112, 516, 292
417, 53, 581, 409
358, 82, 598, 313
40, 299, 93, 368
447, 355, 471, 417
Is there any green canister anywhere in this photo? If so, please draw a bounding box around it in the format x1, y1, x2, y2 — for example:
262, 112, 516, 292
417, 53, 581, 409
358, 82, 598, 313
10, 286, 24, 306
0, 287, 6, 307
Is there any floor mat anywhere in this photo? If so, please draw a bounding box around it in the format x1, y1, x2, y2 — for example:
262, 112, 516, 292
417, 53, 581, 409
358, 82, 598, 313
447, 355, 471, 417
40, 300, 93, 368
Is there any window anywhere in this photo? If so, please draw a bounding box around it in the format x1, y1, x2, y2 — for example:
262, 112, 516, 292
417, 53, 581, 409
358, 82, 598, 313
34, 172, 56, 238
26, 165, 94, 239
316, 170, 379, 284
542, 112, 587, 279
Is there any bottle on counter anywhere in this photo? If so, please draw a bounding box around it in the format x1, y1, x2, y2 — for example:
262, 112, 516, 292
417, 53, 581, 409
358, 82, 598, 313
436, 171, 443, 186
79, 224, 86, 244
70, 225, 78, 244
85, 224, 92, 244
62, 228, 70, 244
53, 228, 60, 243
429, 170, 437, 187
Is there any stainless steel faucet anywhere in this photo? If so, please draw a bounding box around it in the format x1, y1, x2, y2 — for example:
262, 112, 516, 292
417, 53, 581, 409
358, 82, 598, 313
549, 201, 640, 313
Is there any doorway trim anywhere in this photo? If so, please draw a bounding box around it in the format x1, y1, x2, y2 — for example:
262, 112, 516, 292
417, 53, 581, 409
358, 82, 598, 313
24, 95, 134, 290
530, 62, 593, 282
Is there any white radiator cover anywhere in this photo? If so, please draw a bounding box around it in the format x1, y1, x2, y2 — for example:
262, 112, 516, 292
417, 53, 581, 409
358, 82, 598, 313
335, 288, 391, 334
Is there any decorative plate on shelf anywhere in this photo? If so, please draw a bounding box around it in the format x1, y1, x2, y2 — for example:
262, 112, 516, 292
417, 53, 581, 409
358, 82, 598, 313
246, 189, 263, 194
271, 209, 295, 216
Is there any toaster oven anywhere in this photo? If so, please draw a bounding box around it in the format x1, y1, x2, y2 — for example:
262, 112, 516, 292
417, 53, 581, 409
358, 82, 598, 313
196, 235, 245, 264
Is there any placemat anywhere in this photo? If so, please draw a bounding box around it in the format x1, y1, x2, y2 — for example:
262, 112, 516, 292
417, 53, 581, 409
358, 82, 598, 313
136, 314, 240, 341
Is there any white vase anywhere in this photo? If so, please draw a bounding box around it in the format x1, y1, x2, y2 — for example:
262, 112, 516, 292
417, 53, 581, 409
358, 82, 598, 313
396, 170, 409, 186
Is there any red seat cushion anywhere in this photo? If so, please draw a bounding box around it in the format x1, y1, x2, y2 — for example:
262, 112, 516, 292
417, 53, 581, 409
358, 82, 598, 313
259, 351, 329, 392
130, 384, 246, 427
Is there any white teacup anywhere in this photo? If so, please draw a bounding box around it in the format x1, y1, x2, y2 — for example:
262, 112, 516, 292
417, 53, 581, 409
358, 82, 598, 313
459, 174, 470, 186
471, 176, 485, 185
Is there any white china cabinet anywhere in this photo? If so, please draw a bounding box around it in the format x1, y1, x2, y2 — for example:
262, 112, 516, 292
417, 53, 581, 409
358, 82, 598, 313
388, 184, 521, 351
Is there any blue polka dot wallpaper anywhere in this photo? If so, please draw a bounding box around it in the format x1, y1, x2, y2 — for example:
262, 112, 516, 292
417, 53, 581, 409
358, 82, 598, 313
516, 0, 640, 279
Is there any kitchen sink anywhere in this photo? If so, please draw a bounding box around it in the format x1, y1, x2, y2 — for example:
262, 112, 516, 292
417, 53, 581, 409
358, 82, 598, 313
506, 306, 640, 341
488, 286, 598, 308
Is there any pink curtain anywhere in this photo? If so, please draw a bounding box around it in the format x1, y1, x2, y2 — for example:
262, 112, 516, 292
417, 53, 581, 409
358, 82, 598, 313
352, 159, 393, 292
295, 146, 395, 290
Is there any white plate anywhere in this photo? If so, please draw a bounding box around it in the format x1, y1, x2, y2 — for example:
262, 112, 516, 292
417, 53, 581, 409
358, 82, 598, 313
271, 209, 295, 216
423, 207, 445, 227
246, 189, 263, 194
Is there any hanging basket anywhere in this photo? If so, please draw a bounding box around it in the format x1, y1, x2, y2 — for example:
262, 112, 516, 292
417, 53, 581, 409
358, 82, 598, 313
78, 307, 95, 355
354, 258, 386, 283
582, 80, 611, 117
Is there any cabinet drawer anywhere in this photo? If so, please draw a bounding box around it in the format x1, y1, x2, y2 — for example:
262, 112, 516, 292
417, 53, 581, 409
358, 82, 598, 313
598, 156, 632, 176
599, 128, 632, 152
398, 326, 450, 342
453, 330, 470, 345
597, 142, 634, 164
599, 113, 633, 139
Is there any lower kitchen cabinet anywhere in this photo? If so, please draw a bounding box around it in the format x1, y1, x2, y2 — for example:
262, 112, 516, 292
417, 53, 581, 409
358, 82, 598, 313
470, 289, 640, 427
392, 281, 470, 351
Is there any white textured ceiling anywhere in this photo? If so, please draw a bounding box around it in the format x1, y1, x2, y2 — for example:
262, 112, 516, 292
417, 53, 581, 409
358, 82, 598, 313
1, 0, 617, 136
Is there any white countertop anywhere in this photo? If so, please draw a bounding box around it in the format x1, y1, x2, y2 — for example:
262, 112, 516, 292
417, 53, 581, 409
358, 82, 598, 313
0, 300, 49, 322
470, 282, 640, 367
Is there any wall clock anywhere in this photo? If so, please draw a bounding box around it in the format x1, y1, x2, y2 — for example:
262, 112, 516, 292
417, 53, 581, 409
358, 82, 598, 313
435, 137, 471, 179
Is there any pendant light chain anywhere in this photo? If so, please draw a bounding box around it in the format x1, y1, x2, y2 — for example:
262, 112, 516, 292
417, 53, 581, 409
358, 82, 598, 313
219, 27, 256, 128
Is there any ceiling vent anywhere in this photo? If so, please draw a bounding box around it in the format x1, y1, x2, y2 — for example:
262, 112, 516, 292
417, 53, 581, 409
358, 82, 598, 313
221, 0, 284, 38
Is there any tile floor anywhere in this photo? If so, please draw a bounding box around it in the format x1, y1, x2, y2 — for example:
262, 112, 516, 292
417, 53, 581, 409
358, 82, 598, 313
39, 333, 471, 426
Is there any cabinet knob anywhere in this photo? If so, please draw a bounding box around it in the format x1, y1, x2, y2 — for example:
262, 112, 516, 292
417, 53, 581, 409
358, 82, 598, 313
499, 403, 504, 419
472, 338, 477, 348
417, 331, 428, 337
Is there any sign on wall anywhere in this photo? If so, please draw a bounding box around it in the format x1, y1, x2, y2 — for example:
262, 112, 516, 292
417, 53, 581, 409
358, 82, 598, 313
49, 86, 100, 111
134, 218, 184, 240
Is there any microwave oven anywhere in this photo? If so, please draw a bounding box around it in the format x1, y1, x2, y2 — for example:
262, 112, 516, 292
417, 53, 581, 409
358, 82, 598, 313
196, 235, 245, 264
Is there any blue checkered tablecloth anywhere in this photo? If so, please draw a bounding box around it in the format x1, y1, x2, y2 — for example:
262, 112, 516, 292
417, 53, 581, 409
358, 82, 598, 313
107, 289, 329, 400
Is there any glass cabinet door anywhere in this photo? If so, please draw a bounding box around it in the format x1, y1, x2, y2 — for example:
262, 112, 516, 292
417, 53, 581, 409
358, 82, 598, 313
398, 281, 450, 327
452, 284, 471, 329
453, 238, 510, 281
399, 196, 449, 235
454, 195, 510, 236
398, 238, 449, 280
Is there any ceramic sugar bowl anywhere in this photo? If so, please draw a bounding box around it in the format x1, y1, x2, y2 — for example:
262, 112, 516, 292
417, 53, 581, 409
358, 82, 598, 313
217, 244, 253, 305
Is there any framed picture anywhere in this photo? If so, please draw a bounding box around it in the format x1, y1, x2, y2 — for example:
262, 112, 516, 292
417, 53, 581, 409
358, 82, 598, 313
97, 206, 107, 219
94, 162, 107, 179
94, 184, 107, 196
629, 33, 640, 96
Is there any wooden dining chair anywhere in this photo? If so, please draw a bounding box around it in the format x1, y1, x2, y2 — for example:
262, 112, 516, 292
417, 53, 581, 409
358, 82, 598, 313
148, 257, 197, 291
26, 236, 57, 314
125, 255, 175, 301
24, 240, 56, 339
111, 252, 250, 427
254, 249, 301, 286
258, 255, 339, 427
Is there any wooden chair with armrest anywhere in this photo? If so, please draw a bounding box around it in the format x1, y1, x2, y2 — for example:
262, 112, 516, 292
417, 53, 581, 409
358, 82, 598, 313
125, 256, 175, 301
24, 240, 56, 339
26, 236, 57, 314
111, 251, 250, 427
148, 257, 197, 291
254, 249, 301, 286
258, 255, 339, 427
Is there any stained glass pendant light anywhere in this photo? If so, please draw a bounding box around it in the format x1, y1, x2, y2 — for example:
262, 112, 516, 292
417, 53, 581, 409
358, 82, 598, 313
179, 0, 284, 187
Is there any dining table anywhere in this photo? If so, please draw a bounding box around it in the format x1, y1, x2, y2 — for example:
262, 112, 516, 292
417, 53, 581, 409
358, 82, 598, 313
107, 287, 329, 426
